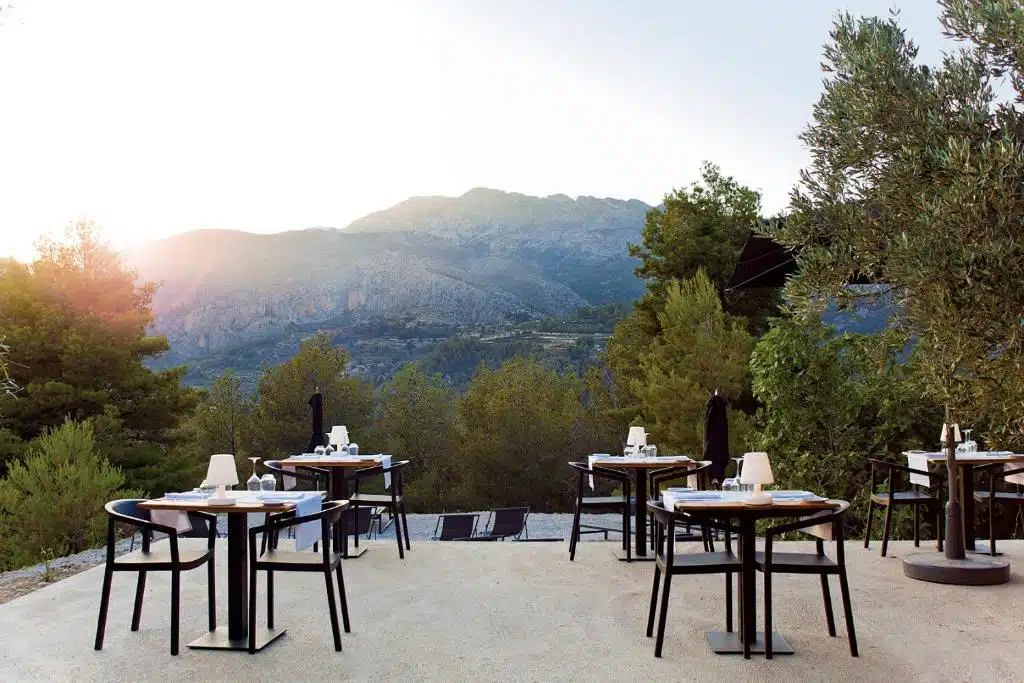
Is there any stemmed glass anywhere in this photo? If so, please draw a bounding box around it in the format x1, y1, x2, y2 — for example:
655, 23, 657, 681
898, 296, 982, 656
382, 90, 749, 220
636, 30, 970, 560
732, 456, 747, 491
247, 457, 261, 492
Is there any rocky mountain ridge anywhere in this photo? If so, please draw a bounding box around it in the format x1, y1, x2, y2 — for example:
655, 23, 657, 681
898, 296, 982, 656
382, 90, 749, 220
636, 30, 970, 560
129, 188, 651, 376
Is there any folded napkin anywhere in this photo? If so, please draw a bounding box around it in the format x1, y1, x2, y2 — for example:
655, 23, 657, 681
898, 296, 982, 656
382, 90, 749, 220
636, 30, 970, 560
588, 454, 613, 489
153, 492, 206, 533
770, 490, 823, 501
162, 491, 210, 500
282, 453, 320, 490
293, 492, 323, 551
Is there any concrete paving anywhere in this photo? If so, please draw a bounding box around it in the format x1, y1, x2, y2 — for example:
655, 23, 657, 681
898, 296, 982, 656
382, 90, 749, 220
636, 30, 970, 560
0, 538, 1022, 682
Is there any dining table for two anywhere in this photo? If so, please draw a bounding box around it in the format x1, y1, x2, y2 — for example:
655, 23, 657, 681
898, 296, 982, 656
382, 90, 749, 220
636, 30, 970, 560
279, 453, 389, 559
668, 491, 840, 656
140, 489, 326, 652
588, 454, 708, 560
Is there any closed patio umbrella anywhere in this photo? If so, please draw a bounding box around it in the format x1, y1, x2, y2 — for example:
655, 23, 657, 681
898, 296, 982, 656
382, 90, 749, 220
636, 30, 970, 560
703, 391, 729, 485
307, 390, 325, 452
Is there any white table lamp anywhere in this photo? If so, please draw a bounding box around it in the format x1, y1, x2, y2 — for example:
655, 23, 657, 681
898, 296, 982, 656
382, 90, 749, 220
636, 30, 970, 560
205, 453, 239, 505
328, 425, 350, 447
740, 451, 774, 505
626, 426, 647, 448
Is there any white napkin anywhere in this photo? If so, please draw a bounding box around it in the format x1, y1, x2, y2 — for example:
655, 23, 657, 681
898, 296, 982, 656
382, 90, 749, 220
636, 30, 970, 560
906, 452, 932, 488
150, 509, 192, 534
293, 492, 323, 551
587, 454, 609, 489
380, 454, 392, 489
283, 453, 319, 491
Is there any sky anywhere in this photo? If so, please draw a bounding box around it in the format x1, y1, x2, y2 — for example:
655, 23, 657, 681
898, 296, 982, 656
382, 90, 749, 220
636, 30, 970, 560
0, 0, 951, 261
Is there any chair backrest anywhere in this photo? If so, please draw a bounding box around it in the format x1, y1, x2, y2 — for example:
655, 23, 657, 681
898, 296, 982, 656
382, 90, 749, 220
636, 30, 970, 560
436, 514, 478, 540
263, 459, 323, 485
106, 499, 151, 524
906, 452, 932, 488
488, 507, 528, 537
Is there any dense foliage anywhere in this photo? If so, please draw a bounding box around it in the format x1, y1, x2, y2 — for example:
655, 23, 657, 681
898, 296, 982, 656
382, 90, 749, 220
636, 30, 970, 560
0, 223, 200, 491
750, 313, 938, 537
765, 1, 1024, 447
0, 419, 141, 570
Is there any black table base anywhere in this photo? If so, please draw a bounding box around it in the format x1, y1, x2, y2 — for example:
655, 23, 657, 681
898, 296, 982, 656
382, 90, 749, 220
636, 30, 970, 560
706, 631, 794, 655
328, 468, 368, 559
189, 626, 286, 652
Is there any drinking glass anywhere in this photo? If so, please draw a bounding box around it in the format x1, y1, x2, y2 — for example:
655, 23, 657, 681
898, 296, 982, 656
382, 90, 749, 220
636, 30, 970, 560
314, 445, 326, 456
247, 457, 261, 492
722, 478, 738, 493
260, 473, 276, 492
732, 457, 747, 491
963, 429, 977, 453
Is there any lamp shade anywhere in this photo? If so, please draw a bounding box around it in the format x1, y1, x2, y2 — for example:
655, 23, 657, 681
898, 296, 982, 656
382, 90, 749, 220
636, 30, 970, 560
626, 426, 648, 447
205, 453, 239, 487
328, 425, 349, 447
739, 452, 774, 485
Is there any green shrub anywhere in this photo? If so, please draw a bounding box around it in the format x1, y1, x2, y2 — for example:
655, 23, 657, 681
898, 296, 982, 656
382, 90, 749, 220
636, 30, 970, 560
0, 418, 142, 570
750, 313, 938, 539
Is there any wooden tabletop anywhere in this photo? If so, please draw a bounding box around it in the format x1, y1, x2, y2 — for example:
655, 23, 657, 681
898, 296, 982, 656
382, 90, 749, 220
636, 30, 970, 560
278, 456, 384, 468
672, 498, 838, 514
140, 491, 329, 514
590, 457, 704, 469
916, 452, 1024, 465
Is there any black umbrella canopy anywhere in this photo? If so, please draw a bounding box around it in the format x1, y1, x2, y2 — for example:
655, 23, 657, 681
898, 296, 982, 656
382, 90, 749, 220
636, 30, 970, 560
307, 391, 325, 452
703, 392, 730, 484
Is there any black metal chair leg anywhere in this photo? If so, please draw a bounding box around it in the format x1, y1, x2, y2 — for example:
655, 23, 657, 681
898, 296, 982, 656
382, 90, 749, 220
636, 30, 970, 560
207, 559, 216, 632
170, 569, 180, 656
401, 503, 411, 551
248, 563, 258, 654
335, 564, 351, 633
267, 570, 274, 629
94, 565, 114, 650
913, 505, 920, 547
937, 501, 944, 552
764, 568, 773, 659
569, 498, 582, 561
989, 499, 997, 556
393, 508, 405, 559
864, 502, 874, 549
646, 564, 661, 638
654, 571, 672, 657
324, 569, 342, 651
838, 568, 858, 657
131, 571, 147, 631
820, 574, 836, 636
880, 503, 894, 557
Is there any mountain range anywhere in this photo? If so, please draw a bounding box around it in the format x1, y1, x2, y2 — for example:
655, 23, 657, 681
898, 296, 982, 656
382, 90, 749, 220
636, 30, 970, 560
129, 188, 652, 383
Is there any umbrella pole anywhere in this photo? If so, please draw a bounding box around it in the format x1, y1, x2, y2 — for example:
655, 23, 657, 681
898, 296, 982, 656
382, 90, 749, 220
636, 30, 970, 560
941, 414, 965, 561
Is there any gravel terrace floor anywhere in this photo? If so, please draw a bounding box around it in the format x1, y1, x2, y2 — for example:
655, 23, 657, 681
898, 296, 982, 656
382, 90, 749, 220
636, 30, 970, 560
1, 536, 1022, 682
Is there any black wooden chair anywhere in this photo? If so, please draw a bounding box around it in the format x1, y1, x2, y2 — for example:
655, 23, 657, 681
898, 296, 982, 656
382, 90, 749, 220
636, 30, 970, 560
433, 513, 480, 540
347, 460, 411, 558
247, 500, 351, 653
474, 507, 530, 541
646, 500, 739, 658
568, 461, 632, 561
648, 461, 714, 549
975, 464, 1024, 555
865, 457, 945, 557
94, 500, 217, 656
757, 499, 858, 658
